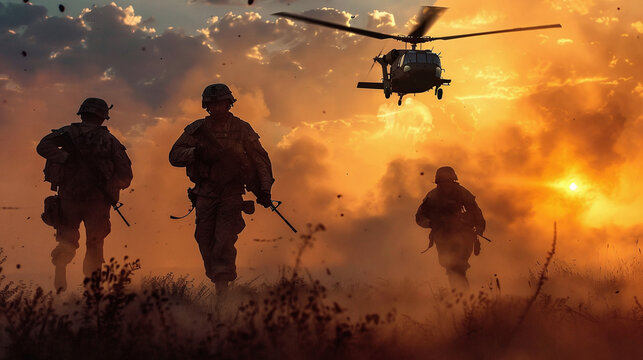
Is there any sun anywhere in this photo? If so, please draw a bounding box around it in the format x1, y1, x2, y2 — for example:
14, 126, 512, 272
569, 182, 578, 191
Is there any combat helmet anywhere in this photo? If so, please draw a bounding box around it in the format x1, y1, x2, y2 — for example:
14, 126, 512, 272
202, 83, 237, 108
435, 166, 458, 183
77, 98, 112, 120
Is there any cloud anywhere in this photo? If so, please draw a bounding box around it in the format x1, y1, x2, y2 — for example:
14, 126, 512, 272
632, 21, 643, 33
1, 0, 643, 292
0, 3, 216, 111
0, 2, 46, 31
557, 38, 573, 45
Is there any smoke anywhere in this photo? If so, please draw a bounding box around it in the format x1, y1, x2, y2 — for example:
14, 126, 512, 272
0, 0, 641, 294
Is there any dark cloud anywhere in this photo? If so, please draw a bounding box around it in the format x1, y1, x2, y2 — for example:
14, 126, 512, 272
0, 4, 397, 125
0, 3, 214, 110
23, 16, 85, 49
0, 2, 46, 31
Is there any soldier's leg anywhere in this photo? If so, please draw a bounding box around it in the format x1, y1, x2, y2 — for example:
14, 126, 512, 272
82, 199, 111, 278
212, 194, 245, 285
446, 267, 470, 291
194, 196, 220, 282
435, 231, 474, 291
52, 197, 83, 290
447, 232, 475, 291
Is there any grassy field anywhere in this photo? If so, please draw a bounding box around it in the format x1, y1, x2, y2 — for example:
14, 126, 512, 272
0, 225, 641, 360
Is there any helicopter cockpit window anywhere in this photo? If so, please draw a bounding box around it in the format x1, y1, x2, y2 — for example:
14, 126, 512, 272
428, 54, 441, 65
404, 52, 417, 64
417, 52, 428, 63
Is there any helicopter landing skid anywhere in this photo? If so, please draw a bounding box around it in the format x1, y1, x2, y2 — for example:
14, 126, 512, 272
398, 94, 405, 106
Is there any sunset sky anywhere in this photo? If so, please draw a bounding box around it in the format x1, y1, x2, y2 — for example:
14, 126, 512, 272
1, 0, 641, 291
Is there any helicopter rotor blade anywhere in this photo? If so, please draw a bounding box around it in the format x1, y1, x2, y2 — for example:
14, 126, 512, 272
273, 12, 397, 40
408, 6, 447, 38
430, 24, 562, 41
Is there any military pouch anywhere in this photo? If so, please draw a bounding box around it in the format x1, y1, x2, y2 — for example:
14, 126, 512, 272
41, 195, 62, 228
43, 160, 64, 191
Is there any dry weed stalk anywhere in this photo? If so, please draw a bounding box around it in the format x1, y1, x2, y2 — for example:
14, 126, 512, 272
511, 222, 557, 335
634, 296, 643, 320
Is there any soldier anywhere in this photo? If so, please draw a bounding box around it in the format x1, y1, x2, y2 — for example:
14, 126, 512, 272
415, 166, 485, 290
169, 84, 273, 294
36, 98, 133, 291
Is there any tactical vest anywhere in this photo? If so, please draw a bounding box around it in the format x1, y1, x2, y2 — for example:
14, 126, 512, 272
184, 117, 255, 188
46, 123, 118, 198
428, 185, 476, 231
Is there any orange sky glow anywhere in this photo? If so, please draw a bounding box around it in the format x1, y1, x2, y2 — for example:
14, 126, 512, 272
0, 0, 641, 293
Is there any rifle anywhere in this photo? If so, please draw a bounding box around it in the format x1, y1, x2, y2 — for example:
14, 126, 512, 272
61, 129, 131, 227
478, 234, 492, 242
268, 200, 297, 233
170, 187, 196, 220
456, 205, 491, 242
195, 121, 296, 232
169, 190, 296, 234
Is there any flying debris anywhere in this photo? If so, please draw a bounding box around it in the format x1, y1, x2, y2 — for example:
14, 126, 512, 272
274, 6, 561, 105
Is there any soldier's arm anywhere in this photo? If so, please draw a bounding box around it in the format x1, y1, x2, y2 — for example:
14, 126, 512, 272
242, 124, 274, 193
246, 138, 274, 192
111, 138, 133, 190
36, 130, 70, 163
415, 195, 432, 228
465, 195, 486, 234
169, 131, 198, 167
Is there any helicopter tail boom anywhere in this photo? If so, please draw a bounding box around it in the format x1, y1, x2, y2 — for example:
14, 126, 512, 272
357, 82, 384, 89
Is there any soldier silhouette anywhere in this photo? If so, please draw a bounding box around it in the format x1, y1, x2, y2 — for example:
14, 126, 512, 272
170, 84, 274, 294
416, 166, 485, 290
37, 98, 133, 291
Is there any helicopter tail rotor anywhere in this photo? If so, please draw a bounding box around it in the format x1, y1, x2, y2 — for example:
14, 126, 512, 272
367, 47, 384, 76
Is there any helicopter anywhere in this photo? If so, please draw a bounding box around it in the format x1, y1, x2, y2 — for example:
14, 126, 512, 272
273, 7, 561, 105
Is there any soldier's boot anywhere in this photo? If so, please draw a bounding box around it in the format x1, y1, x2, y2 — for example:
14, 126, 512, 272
54, 264, 67, 292
51, 242, 76, 292
215, 280, 229, 296
83, 246, 104, 278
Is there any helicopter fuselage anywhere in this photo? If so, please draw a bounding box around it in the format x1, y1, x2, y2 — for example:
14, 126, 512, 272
358, 49, 451, 104
389, 49, 447, 93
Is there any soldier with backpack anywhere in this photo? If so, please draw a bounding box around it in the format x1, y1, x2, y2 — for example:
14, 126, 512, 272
37, 98, 133, 291
416, 166, 486, 290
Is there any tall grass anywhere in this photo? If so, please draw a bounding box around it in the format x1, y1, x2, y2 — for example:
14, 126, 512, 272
0, 225, 642, 359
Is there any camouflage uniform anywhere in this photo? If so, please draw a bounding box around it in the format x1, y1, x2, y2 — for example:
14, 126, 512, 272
416, 167, 485, 290
37, 102, 132, 278
169, 111, 273, 283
